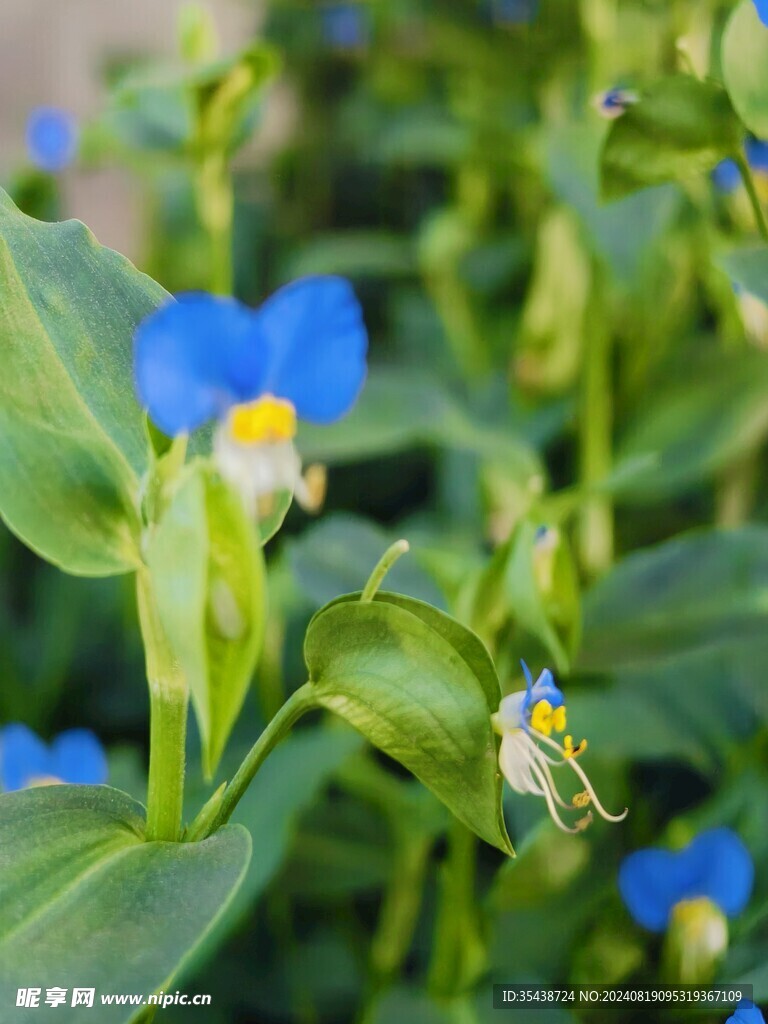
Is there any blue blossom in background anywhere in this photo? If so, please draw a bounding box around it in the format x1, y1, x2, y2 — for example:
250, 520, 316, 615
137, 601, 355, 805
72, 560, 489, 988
746, 137, 768, 174
0, 724, 107, 791
619, 828, 753, 932
25, 106, 78, 173
321, 3, 370, 50
713, 139, 768, 194
487, 0, 539, 26
754, 0, 768, 28
135, 276, 368, 513
728, 1001, 766, 1024
493, 661, 627, 834
713, 159, 742, 194
593, 87, 639, 120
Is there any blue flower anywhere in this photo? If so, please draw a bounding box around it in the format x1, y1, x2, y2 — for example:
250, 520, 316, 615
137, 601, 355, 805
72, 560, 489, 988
134, 276, 367, 513
321, 3, 370, 50
746, 138, 768, 174
618, 828, 754, 932
493, 662, 627, 834
25, 107, 78, 173
0, 724, 108, 791
714, 139, 768, 194
713, 159, 742, 194
728, 1000, 766, 1024
487, 0, 539, 25
593, 87, 639, 120
754, 1, 768, 28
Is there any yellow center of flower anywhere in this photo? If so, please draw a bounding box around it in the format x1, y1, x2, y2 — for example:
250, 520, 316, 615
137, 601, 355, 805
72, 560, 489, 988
530, 699, 566, 736
229, 395, 297, 444
26, 775, 64, 788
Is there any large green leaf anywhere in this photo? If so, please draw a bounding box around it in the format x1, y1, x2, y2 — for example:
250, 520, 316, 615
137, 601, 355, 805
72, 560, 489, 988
304, 593, 512, 854
600, 75, 742, 200
0, 786, 250, 1022
147, 464, 266, 777
722, 0, 768, 139
297, 368, 543, 486
0, 190, 167, 575
613, 350, 768, 501
579, 526, 768, 670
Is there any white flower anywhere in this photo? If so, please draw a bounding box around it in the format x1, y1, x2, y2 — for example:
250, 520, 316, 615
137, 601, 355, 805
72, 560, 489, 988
493, 662, 627, 834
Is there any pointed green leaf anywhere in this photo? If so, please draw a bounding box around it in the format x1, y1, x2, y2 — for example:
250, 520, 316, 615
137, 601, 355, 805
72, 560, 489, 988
147, 464, 266, 776
0, 189, 168, 575
600, 76, 741, 200
304, 593, 512, 854
0, 785, 250, 1022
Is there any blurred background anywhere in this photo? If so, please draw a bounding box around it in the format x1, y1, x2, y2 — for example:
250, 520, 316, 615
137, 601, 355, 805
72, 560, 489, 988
2, 1, 768, 1021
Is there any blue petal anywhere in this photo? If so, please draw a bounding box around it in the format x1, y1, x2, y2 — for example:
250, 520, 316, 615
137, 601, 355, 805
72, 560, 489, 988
26, 107, 78, 173
754, 0, 768, 28
0, 724, 51, 791
50, 730, 108, 786
619, 828, 754, 931
713, 159, 741, 194
487, 0, 538, 24
618, 848, 698, 931
134, 293, 269, 436
322, 4, 370, 49
684, 828, 754, 917
747, 138, 768, 174
728, 1000, 766, 1024
256, 276, 368, 424
531, 669, 566, 710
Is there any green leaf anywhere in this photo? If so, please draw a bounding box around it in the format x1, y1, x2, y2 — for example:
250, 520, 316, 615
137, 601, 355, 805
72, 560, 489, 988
579, 526, 768, 670
109, 42, 279, 156
147, 464, 266, 776
722, 0, 768, 139
288, 514, 446, 609
718, 244, 768, 304
600, 75, 742, 200
614, 350, 768, 501
258, 488, 293, 545
297, 369, 543, 487
0, 189, 167, 575
0, 785, 250, 1022
304, 593, 512, 854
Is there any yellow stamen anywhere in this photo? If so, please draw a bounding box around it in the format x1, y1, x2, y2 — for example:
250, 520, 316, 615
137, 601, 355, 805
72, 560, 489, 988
530, 700, 567, 737
564, 734, 588, 759
530, 699, 554, 736
573, 790, 591, 808
230, 395, 297, 444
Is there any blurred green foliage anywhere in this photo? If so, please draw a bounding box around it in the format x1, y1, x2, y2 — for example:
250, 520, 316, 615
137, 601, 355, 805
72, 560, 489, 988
4, 0, 768, 1020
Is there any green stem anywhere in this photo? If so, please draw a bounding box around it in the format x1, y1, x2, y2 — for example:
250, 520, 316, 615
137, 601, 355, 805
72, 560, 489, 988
427, 820, 486, 1000
578, 287, 614, 576
137, 570, 188, 844
361, 540, 410, 602
736, 153, 768, 243
197, 682, 317, 837
194, 150, 234, 295
368, 834, 431, 989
